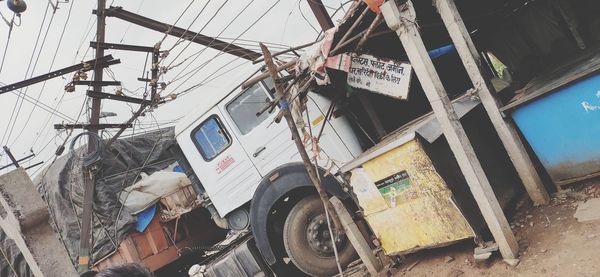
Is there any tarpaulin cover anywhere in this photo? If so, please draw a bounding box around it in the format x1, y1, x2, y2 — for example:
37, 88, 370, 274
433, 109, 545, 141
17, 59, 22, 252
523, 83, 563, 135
0, 229, 31, 277
33, 127, 177, 266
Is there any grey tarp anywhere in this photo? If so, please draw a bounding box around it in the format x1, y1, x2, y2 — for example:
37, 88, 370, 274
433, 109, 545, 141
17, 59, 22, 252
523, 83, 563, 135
34, 127, 177, 267
0, 229, 32, 277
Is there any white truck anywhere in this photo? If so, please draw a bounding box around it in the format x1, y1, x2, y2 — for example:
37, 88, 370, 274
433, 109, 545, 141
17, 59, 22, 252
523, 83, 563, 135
171, 74, 366, 276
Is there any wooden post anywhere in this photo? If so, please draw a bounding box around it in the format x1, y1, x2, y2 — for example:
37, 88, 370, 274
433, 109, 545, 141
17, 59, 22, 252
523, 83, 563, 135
357, 93, 387, 141
259, 44, 343, 232
434, 0, 550, 205
381, 1, 519, 259
330, 197, 382, 275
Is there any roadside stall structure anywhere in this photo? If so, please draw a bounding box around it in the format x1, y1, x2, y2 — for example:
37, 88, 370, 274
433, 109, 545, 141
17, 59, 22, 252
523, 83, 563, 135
293, 0, 600, 261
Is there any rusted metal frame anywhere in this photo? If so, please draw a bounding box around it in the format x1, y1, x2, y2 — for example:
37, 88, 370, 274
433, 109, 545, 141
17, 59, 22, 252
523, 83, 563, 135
241, 59, 297, 89
252, 41, 318, 64
260, 43, 344, 232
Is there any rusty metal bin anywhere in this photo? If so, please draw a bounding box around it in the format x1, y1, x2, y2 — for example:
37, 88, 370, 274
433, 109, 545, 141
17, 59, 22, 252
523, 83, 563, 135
343, 134, 474, 255
340, 99, 523, 256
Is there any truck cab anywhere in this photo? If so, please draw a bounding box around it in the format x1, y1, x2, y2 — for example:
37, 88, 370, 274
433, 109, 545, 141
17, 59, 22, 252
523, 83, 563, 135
174, 76, 363, 276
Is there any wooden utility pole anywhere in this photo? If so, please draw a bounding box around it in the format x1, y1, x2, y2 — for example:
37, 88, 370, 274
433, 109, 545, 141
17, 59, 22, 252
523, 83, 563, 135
79, 0, 106, 271
381, 1, 519, 259
90, 0, 106, 140
433, 0, 550, 205
260, 43, 343, 231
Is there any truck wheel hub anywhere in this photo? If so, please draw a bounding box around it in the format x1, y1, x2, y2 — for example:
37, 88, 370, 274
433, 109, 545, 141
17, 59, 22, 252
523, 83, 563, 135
306, 214, 346, 256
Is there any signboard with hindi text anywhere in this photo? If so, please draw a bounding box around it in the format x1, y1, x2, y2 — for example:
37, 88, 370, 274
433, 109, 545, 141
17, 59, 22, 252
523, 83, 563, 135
347, 53, 412, 100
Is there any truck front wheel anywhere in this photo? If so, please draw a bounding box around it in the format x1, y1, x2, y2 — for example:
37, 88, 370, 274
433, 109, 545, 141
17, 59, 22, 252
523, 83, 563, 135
283, 195, 357, 276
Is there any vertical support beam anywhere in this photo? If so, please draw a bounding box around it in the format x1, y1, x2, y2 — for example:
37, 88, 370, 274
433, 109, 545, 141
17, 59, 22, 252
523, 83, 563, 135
330, 197, 382, 275
381, 1, 519, 259
357, 92, 387, 141
90, 0, 106, 141
434, 0, 550, 205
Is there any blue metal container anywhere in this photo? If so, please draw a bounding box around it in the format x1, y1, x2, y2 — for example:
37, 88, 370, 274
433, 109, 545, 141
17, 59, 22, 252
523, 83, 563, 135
511, 72, 600, 186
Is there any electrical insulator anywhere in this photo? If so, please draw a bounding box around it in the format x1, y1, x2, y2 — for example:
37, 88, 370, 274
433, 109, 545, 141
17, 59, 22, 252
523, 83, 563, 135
7, 0, 27, 14
55, 145, 65, 156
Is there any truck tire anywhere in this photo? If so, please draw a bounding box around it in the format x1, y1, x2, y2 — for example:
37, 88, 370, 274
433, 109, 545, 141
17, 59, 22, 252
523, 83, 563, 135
283, 195, 357, 276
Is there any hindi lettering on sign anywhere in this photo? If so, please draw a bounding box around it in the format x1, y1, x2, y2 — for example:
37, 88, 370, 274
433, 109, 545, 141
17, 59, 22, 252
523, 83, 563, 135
347, 53, 412, 100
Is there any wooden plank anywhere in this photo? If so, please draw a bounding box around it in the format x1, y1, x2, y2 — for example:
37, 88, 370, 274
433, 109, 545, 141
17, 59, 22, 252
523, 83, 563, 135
381, 1, 519, 259
330, 197, 382, 275
434, 0, 550, 205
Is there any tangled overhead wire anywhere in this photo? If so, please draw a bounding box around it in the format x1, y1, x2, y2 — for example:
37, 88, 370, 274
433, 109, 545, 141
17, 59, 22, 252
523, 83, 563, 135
69, 131, 103, 168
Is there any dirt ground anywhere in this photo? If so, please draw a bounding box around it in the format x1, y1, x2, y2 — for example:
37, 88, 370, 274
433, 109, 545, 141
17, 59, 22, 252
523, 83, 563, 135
380, 182, 600, 277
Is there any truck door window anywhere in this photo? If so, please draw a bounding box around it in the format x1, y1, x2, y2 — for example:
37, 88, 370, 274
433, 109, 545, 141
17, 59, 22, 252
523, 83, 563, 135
192, 116, 231, 161
226, 84, 271, 135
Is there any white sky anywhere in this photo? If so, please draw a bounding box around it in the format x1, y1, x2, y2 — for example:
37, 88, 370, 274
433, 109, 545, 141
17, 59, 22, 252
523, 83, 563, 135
0, 0, 350, 176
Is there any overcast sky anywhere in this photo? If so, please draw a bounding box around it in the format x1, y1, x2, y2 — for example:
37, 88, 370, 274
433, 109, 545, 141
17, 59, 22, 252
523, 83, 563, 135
0, 0, 350, 176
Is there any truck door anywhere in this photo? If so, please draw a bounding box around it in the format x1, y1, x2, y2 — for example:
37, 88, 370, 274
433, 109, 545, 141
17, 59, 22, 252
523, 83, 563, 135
181, 106, 262, 216
219, 82, 330, 176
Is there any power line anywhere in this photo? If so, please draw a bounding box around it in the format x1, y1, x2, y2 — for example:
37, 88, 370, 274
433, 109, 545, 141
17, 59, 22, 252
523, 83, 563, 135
167, 0, 282, 93
165, 0, 259, 82
2, 1, 59, 146
298, 0, 320, 34
0, 82, 75, 121
176, 57, 250, 98
0, 13, 16, 78
10, 0, 77, 148
118, 0, 146, 43
163, 0, 224, 71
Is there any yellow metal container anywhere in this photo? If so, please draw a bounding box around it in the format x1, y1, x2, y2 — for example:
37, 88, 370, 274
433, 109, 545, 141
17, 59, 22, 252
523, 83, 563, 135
346, 135, 474, 255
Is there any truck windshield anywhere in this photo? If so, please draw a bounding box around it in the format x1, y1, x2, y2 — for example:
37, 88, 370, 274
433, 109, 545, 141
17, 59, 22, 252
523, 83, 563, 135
192, 117, 231, 161
226, 84, 271, 135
